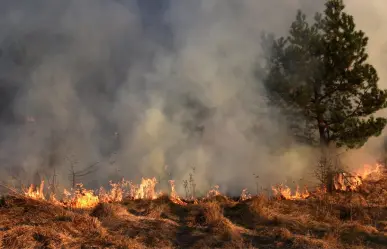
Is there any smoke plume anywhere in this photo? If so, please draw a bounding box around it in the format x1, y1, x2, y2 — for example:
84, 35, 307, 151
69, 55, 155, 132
0, 0, 384, 195
338, 0, 387, 167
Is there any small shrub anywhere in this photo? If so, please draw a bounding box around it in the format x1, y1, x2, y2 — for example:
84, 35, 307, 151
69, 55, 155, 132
202, 201, 223, 226
249, 194, 267, 216
90, 203, 128, 218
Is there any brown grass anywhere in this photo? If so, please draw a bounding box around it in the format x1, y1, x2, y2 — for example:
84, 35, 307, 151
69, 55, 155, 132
0, 176, 386, 248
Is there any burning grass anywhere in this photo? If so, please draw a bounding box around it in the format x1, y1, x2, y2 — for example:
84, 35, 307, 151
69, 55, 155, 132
0, 163, 386, 248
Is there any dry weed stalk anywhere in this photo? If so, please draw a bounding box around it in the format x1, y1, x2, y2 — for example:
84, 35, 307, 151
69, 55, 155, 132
183, 167, 197, 200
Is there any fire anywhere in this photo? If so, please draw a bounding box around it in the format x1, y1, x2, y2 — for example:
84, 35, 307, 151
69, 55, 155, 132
270, 164, 384, 196
206, 185, 221, 198
99, 179, 127, 203
49, 194, 65, 206
334, 173, 362, 191
64, 184, 99, 209
24, 181, 45, 200
271, 184, 309, 200
169, 180, 187, 205
129, 177, 158, 200
72, 191, 99, 209
334, 163, 383, 191
20, 177, 162, 209
240, 188, 252, 201
354, 163, 383, 180
20, 163, 381, 209
315, 185, 327, 195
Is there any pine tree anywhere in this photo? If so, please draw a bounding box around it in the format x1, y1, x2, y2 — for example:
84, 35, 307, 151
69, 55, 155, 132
264, 0, 387, 150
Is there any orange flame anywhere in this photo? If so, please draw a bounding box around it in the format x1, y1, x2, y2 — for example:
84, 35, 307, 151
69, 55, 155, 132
334, 164, 383, 191
49, 194, 64, 206
169, 180, 187, 205
64, 184, 99, 209
334, 173, 362, 191
315, 185, 327, 195
24, 181, 45, 200
354, 164, 382, 180
99, 179, 127, 203
23, 164, 381, 210
240, 188, 252, 201
271, 184, 309, 200
21, 177, 164, 208
130, 177, 158, 200
206, 185, 221, 198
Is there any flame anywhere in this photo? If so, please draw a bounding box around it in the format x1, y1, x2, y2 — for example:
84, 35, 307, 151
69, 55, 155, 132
99, 179, 127, 203
49, 194, 64, 206
21, 177, 168, 208
21, 164, 381, 210
354, 164, 382, 180
24, 181, 45, 200
206, 185, 221, 198
315, 185, 327, 195
334, 164, 383, 191
169, 180, 187, 205
129, 177, 158, 200
271, 184, 309, 200
334, 173, 362, 191
64, 184, 99, 209
240, 188, 252, 201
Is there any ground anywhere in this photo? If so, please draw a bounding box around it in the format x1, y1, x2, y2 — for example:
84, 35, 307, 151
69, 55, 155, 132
0, 177, 386, 249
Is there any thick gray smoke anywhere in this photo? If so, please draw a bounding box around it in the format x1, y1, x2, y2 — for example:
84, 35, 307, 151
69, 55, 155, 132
0, 0, 383, 196
339, 0, 387, 166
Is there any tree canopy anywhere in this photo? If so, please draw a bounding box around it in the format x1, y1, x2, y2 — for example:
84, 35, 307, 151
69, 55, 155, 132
263, 0, 387, 149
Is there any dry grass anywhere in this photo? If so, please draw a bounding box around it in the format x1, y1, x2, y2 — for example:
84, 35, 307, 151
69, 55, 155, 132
0, 176, 386, 248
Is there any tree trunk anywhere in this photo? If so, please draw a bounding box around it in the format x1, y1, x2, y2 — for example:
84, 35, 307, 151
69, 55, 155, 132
318, 120, 334, 192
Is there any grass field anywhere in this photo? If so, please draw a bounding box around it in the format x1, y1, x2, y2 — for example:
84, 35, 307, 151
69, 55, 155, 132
0, 173, 386, 249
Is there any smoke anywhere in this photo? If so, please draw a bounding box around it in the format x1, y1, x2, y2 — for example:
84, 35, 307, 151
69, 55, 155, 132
338, 0, 387, 167
0, 0, 384, 195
